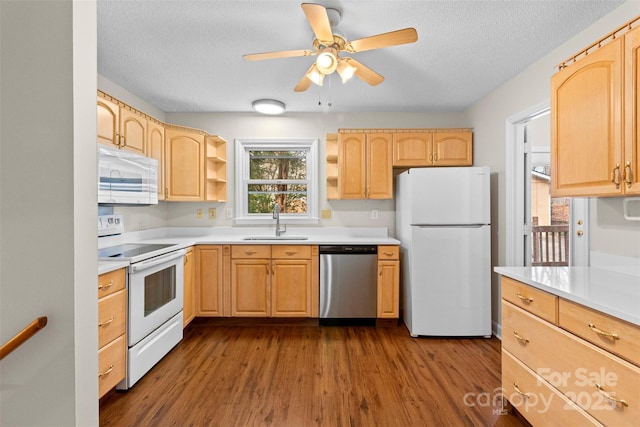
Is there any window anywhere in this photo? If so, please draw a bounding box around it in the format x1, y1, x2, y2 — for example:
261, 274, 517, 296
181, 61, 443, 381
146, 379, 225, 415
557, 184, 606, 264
234, 138, 318, 224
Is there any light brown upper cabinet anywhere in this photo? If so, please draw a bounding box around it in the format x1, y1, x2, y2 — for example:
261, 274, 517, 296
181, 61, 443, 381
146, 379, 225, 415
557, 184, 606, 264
551, 20, 640, 196
97, 97, 119, 148
97, 94, 147, 156
392, 131, 473, 167
338, 133, 393, 199
97, 91, 228, 203
147, 119, 165, 201
625, 24, 640, 194
164, 127, 205, 201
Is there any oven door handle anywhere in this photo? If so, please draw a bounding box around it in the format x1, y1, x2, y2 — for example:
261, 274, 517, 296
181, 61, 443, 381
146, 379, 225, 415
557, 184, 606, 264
130, 249, 186, 273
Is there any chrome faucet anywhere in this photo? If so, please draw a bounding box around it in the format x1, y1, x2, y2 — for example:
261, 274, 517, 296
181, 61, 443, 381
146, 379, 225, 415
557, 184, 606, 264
273, 202, 286, 236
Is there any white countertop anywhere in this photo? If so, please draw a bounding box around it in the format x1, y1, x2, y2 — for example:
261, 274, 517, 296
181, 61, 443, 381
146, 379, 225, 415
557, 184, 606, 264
494, 266, 640, 326
98, 226, 400, 275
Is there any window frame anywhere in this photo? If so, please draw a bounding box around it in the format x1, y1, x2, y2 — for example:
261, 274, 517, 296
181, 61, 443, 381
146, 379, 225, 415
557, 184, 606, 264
234, 137, 319, 225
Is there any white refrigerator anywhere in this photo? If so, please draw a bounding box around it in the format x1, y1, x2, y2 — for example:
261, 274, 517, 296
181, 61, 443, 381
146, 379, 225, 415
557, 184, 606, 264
396, 167, 492, 337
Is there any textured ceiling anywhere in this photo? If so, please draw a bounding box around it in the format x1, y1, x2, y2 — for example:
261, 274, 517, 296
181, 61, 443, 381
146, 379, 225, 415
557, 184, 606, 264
97, 0, 624, 114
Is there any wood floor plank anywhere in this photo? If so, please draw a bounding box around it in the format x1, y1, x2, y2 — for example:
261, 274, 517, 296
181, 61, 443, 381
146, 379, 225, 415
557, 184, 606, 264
100, 321, 529, 426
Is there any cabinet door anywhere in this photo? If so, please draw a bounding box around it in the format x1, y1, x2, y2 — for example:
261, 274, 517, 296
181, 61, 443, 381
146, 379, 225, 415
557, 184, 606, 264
392, 133, 432, 166
271, 259, 311, 317
165, 128, 205, 201
377, 260, 399, 318
119, 108, 147, 155
231, 259, 270, 316
195, 245, 224, 317
625, 25, 640, 194
432, 132, 472, 166
551, 38, 624, 197
97, 97, 119, 147
148, 120, 165, 201
338, 133, 366, 199
183, 247, 195, 326
367, 133, 393, 199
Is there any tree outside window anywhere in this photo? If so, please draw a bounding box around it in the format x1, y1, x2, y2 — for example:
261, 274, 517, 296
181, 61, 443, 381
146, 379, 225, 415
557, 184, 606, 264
234, 138, 318, 224
248, 150, 308, 214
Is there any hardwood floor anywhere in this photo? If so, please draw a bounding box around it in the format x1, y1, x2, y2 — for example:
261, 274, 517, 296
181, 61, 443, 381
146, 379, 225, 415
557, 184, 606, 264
100, 319, 529, 426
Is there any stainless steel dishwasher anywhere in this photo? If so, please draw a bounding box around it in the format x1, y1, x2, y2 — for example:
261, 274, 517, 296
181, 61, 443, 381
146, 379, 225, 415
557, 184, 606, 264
319, 245, 378, 326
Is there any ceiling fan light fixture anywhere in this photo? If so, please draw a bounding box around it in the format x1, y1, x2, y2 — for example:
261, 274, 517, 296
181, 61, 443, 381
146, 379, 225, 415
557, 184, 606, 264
316, 47, 338, 74
336, 58, 357, 83
306, 64, 325, 86
252, 99, 286, 115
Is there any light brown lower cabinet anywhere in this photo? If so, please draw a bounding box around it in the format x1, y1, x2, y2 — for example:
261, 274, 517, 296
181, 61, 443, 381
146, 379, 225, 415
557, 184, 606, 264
98, 268, 127, 398
183, 247, 195, 327
377, 245, 400, 319
500, 277, 640, 426
195, 245, 227, 317
229, 245, 318, 318
192, 244, 395, 320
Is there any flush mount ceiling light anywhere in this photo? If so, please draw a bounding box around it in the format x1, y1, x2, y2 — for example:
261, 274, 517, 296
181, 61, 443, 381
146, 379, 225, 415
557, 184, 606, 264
252, 99, 286, 115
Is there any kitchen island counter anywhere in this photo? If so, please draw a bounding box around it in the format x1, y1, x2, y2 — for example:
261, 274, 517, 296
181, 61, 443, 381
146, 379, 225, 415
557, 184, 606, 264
495, 266, 640, 326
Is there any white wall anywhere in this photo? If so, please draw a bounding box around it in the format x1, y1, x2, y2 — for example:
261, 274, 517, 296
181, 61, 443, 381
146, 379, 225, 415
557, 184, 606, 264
0, 1, 98, 425
467, 1, 640, 329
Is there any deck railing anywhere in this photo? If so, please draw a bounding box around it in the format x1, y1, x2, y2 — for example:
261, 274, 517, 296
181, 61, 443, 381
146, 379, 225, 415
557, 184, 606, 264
532, 225, 569, 266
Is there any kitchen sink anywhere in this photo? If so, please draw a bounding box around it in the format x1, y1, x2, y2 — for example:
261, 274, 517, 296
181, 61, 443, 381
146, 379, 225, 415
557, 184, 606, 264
242, 236, 309, 241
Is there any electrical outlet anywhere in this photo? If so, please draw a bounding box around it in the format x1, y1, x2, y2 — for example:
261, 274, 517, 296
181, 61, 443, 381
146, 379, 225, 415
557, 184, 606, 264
371, 209, 379, 220
321, 209, 332, 219
196, 208, 203, 219
208, 208, 216, 219
226, 208, 233, 219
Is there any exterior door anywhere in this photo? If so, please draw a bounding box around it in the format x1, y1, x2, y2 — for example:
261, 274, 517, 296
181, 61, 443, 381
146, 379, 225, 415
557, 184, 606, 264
521, 110, 589, 267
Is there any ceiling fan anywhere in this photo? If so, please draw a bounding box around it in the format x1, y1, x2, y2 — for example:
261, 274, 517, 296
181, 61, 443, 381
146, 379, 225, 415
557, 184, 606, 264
242, 3, 418, 92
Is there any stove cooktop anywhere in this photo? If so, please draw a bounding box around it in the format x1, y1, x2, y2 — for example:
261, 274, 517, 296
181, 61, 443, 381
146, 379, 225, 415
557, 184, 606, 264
98, 243, 176, 259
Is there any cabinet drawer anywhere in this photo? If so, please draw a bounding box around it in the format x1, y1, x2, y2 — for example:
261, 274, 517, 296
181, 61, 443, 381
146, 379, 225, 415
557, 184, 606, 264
502, 276, 558, 324
98, 334, 126, 398
502, 349, 601, 426
271, 245, 311, 259
502, 301, 640, 426
559, 298, 640, 366
98, 289, 127, 348
232, 245, 271, 259
378, 245, 399, 260
98, 268, 126, 298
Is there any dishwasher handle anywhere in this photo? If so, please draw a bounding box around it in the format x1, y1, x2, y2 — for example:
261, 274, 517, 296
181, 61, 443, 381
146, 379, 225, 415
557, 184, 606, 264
319, 245, 377, 255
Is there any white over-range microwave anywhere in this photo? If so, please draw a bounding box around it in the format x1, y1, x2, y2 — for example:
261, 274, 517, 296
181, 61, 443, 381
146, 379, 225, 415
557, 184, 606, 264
98, 145, 158, 205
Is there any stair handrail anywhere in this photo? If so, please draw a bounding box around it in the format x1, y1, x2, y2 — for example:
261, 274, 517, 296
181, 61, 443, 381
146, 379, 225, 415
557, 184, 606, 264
0, 316, 48, 360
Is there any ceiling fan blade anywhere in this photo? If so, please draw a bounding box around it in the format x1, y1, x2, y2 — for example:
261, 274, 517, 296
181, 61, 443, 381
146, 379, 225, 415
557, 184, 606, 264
301, 3, 334, 45
348, 58, 384, 86
346, 28, 418, 53
243, 49, 314, 61
294, 64, 315, 92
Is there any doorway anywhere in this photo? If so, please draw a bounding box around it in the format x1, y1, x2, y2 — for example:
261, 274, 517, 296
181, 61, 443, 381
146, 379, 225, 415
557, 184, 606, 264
505, 102, 589, 267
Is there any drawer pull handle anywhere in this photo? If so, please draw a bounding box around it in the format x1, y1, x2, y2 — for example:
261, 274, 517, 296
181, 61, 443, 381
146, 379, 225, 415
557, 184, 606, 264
513, 383, 530, 399
98, 316, 115, 327
596, 383, 628, 407
384, 252, 394, 256
516, 293, 533, 303
513, 331, 529, 344
98, 280, 114, 290
98, 364, 114, 378
588, 323, 619, 340
244, 251, 257, 255
285, 251, 298, 256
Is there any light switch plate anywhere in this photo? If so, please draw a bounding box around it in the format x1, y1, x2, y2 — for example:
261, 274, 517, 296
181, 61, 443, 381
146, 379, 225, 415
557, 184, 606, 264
321, 209, 331, 219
